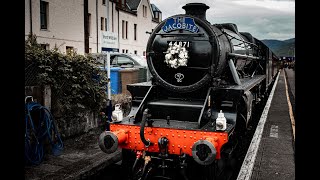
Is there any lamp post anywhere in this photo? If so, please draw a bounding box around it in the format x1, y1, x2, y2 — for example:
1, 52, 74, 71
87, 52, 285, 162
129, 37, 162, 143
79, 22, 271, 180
293, 47, 295, 58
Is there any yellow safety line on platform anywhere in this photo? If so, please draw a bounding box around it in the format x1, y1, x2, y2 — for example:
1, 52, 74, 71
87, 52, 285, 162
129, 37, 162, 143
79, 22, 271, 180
283, 69, 295, 142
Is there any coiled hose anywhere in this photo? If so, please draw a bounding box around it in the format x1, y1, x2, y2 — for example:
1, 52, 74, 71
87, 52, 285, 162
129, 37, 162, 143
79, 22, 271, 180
25, 101, 64, 165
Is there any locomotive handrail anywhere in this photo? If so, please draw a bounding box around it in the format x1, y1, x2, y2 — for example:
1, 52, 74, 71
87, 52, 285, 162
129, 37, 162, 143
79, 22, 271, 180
197, 87, 213, 128
184, 67, 210, 70
227, 52, 260, 60
224, 32, 258, 48
228, 59, 242, 85
155, 33, 205, 37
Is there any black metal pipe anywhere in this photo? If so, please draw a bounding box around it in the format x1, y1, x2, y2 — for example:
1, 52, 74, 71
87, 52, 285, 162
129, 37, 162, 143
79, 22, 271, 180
112, 1, 114, 32
117, 8, 120, 51
96, 0, 99, 53
29, 0, 32, 34
228, 52, 259, 60
140, 108, 153, 146
84, 0, 89, 53
228, 59, 241, 85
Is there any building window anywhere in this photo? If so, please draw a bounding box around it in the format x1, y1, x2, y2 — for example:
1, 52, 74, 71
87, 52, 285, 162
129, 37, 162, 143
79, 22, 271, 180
126, 21, 128, 39
143, 5, 147, 17
126, 49, 128, 53
88, 13, 91, 36
101, 17, 104, 31
122, 20, 128, 39
66, 46, 74, 55
40, 44, 49, 50
100, 17, 107, 31
122, 20, 124, 39
134, 50, 137, 55
134, 24, 137, 40
122, 49, 125, 53
102, 0, 106, 5
105, 18, 107, 31
40, 1, 49, 29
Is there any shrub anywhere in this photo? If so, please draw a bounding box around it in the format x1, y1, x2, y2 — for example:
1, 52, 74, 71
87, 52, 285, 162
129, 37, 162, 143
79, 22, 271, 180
25, 34, 108, 119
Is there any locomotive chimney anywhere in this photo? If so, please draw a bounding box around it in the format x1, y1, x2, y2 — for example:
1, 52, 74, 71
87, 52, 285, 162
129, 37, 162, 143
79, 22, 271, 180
182, 3, 210, 21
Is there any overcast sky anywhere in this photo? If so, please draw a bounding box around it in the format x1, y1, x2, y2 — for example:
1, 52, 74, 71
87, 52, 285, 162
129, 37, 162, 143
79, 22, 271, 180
150, 0, 295, 40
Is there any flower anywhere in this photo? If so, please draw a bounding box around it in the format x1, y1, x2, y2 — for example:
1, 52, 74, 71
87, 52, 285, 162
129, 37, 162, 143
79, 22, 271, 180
164, 42, 189, 69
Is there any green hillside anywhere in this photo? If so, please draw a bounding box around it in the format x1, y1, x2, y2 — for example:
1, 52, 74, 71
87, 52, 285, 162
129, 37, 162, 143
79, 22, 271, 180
261, 38, 295, 57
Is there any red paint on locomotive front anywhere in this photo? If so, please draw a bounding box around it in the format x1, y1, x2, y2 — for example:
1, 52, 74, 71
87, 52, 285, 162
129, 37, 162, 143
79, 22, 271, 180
110, 124, 228, 159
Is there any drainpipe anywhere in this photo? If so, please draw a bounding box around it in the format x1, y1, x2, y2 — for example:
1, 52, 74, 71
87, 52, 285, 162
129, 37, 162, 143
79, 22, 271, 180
96, 0, 99, 53
84, 0, 89, 53
29, 0, 32, 34
117, 8, 120, 52
106, 0, 109, 31
112, 2, 114, 32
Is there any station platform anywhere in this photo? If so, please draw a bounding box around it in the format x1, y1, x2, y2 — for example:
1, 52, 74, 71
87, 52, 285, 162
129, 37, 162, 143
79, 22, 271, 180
24, 128, 121, 180
237, 68, 295, 180
25, 69, 296, 180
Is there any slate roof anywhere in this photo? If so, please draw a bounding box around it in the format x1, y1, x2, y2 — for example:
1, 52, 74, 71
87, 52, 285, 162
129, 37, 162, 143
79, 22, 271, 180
151, 4, 161, 12
127, 0, 141, 10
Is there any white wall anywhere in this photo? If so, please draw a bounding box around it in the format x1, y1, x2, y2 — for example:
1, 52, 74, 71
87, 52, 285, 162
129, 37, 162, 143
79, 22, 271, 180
25, 0, 85, 54
108, 0, 160, 56
25, 0, 161, 56
88, 0, 109, 53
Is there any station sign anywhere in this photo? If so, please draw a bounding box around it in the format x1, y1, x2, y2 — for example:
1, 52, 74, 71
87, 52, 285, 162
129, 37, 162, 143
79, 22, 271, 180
101, 31, 119, 50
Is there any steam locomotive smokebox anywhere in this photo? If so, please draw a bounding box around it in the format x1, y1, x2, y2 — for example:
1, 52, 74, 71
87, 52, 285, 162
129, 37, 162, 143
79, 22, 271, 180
119, 68, 139, 95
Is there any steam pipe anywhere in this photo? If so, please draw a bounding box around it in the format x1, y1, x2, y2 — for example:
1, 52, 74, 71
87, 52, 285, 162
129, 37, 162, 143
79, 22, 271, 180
228, 52, 259, 60
140, 109, 153, 147
99, 129, 127, 154
228, 59, 242, 85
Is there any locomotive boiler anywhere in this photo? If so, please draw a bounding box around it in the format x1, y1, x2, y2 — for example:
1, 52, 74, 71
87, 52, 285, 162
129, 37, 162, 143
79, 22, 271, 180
99, 3, 279, 180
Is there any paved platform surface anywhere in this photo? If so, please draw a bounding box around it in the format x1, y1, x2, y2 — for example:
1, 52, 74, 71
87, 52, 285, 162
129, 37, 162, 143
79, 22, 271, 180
25, 128, 121, 180
24, 69, 296, 180
238, 68, 295, 180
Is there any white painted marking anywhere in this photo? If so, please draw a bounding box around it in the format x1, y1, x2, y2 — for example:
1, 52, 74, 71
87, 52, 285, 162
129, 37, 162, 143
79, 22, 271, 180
237, 72, 280, 180
269, 125, 278, 138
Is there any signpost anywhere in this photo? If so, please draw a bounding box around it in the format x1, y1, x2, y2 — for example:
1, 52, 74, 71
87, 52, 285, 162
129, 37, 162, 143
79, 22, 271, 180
101, 31, 119, 52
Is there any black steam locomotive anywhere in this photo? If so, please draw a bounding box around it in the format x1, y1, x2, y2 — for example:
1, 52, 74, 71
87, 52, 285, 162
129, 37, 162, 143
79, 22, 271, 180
99, 3, 279, 180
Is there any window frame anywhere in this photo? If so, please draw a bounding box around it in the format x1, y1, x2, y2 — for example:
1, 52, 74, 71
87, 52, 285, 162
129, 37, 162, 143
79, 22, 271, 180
66, 46, 74, 55
101, 17, 104, 31
134, 24, 137, 40
40, 0, 49, 30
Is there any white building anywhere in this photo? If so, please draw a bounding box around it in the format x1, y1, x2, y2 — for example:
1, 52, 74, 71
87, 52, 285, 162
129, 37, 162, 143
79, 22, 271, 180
25, 0, 162, 56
